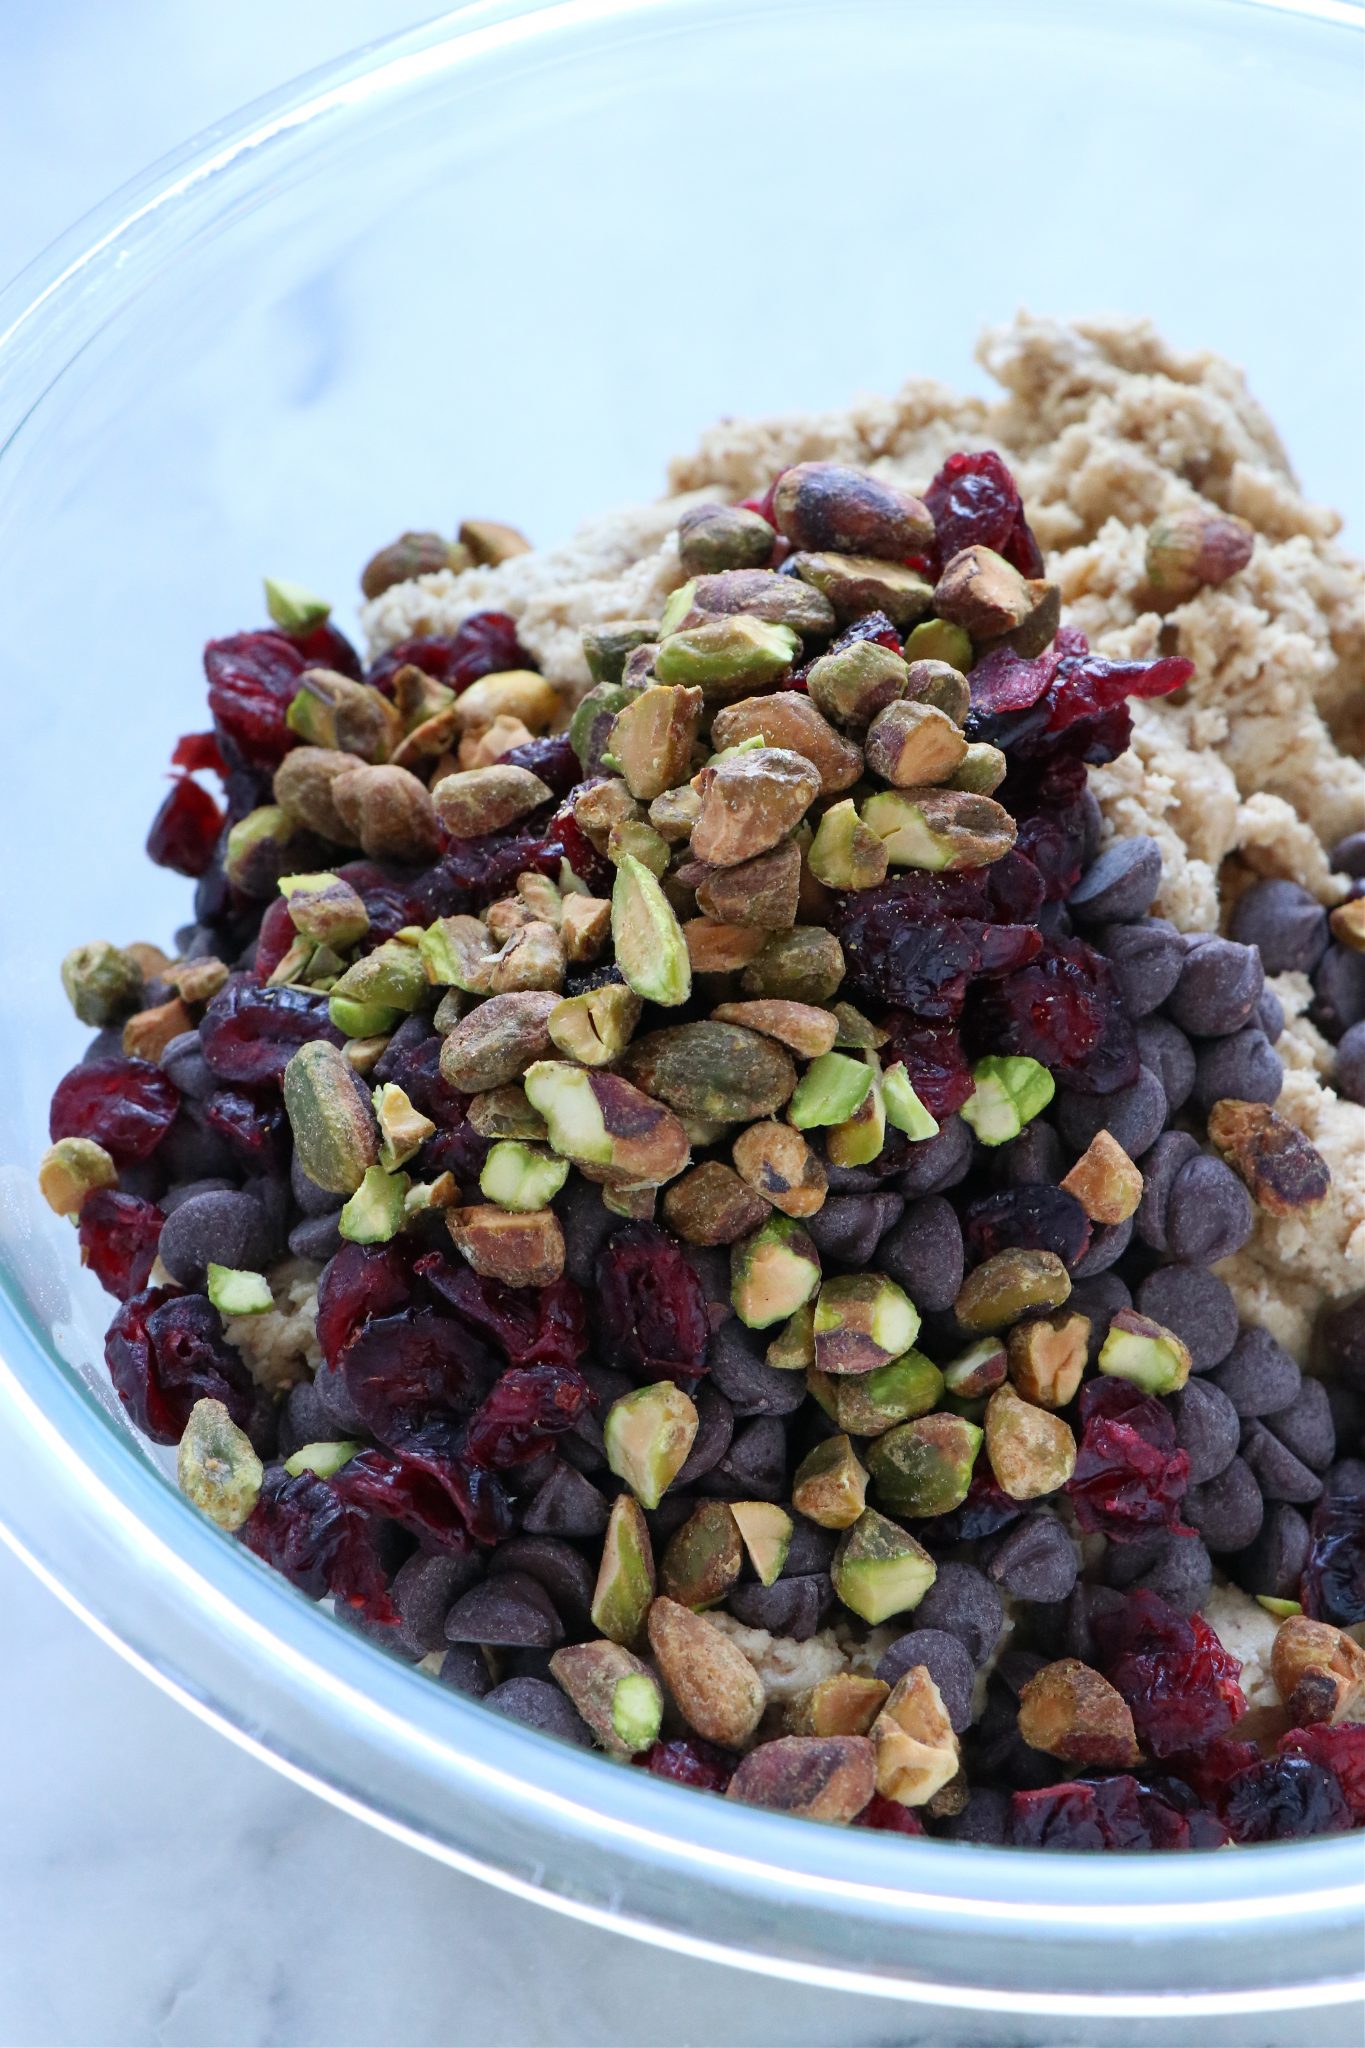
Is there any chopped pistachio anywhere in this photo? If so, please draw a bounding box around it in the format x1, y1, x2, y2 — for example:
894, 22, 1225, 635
591, 1493, 656, 1645
731, 1120, 826, 1218
604, 1381, 699, 1511
205, 1265, 272, 1317
177, 1398, 264, 1531
807, 798, 891, 891
677, 502, 777, 576
286, 670, 401, 761
524, 1061, 690, 1186
881, 1062, 940, 1140
941, 1338, 1009, 1401
956, 1248, 1072, 1333
806, 639, 908, 732
684, 919, 768, 975
403, 1174, 458, 1216
691, 746, 821, 868
162, 955, 230, 1006
548, 983, 643, 1067
485, 919, 565, 995
264, 575, 330, 632
861, 787, 1017, 871
279, 871, 370, 949
1257, 1596, 1303, 1619
369, 1082, 436, 1171
730, 1502, 793, 1587
661, 1501, 744, 1607
903, 618, 973, 671
710, 693, 863, 797
329, 995, 403, 1038
766, 1301, 816, 1372
864, 699, 969, 787
867, 1413, 983, 1518
787, 1051, 871, 1129
829, 1001, 886, 1051
832, 1510, 937, 1625
694, 840, 803, 930
872, 1667, 960, 1806
949, 742, 1008, 795
661, 1160, 770, 1246
1059, 1129, 1146, 1224
122, 998, 194, 1064
984, 1385, 1078, 1500
786, 1672, 890, 1740
478, 1139, 570, 1212
654, 615, 800, 700
549, 1641, 663, 1756
569, 681, 639, 777
339, 1164, 410, 1244
447, 1203, 565, 1287
283, 1439, 361, 1479
731, 1213, 822, 1328
807, 1350, 944, 1434
792, 1434, 869, 1528
1097, 1308, 1192, 1396
601, 1181, 657, 1221
792, 551, 934, 629
38, 1136, 118, 1217
710, 1000, 839, 1060
560, 894, 612, 964
825, 1056, 887, 1169
607, 817, 671, 877
1008, 1311, 1091, 1409
647, 783, 703, 844
960, 1054, 1056, 1145
934, 545, 1037, 639
609, 683, 705, 801
283, 1040, 379, 1194
342, 1033, 392, 1076
330, 937, 428, 1015
611, 854, 692, 1006
464, 1086, 543, 1145
739, 925, 845, 1002
60, 940, 143, 1026
813, 1273, 920, 1377
582, 619, 659, 685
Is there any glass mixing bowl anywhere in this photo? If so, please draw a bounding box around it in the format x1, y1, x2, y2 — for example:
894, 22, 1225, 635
1, 0, 1361, 2022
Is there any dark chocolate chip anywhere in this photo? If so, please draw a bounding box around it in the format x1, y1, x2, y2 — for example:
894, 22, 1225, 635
706, 1321, 806, 1417
1135, 1130, 1201, 1252
490, 1537, 596, 1633
673, 1382, 736, 1487
1134, 1015, 1196, 1113
1264, 1376, 1336, 1472
445, 1572, 564, 1649
437, 1643, 494, 1699
700, 1416, 788, 1500
1170, 1378, 1241, 1483
1056, 1065, 1167, 1159
1167, 938, 1264, 1039
1097, 917, 1185, 1019
1239, 1420, 1324, 1506
1191, 1028, 1283, 1114
876, 1196, 965, 1313
727, 1573, 832, 1639
985, 1513, 1078, 1605
1069, 837, 1162, 924
483, 1676, 593, 1744
1165, 1155, 1254, 1264
1183, 1456, 1264, 1552
911, 1562, 1005, 1668
1310, 944, 1365, 1042
521, 1459, 611, 1539
392, 1551, 483, 1653
875, 1627, 976, 1730
1068, 1215, 1133, 1278
1135, 1264, 1239, 1372
1209, 1328, 1302, 1418
1228, 879, 1329, 975
895, 1116, 974, 1197
1230, 1502, 1312, 1600
1335, 1021, 1365, 1104
805, 1191, 903, 1266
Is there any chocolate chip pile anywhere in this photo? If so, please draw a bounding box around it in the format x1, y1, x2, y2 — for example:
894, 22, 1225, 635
41, 459, 1365, 1851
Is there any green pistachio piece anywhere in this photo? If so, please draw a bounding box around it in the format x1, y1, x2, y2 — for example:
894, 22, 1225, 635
568, 680, 637, 777
654, 616, 800, 699
658, 580, 698, 637
941, 1338, 1009, 1400
1256, 1596, 1303, 1619
284, 1440, 361, 1479
807, 1350, 944, 1434
730, 1502, 793, 1586
37, 1136, 118, 1216
582, 621, 659, 685
607, 817, 671, 877
740, 926, 845, 1003
903, 659, 971, 724
766, 1301, 816, 1371
813, 1273, 920, 1376
478, 1140, 570, 1212
955, 1249, 1072, 1333
419, 914, 495, 994
864, 698, 969, 786
984, 1385, 1077, 1500
590, 1494, 657, 1646
611, 854, 692, 1006
60, 941, 143, 1026
866, 1413, 984, 1518
609, 683, 705, 802
686, 566, 837, 637
549, 1641, 663, 1756
604, 1382, 699, 1511
903, 618, 973, 670
949, 742, 1008, 795
620, 1022, 796, 1124
832, 1509, 937, 1625
283, 1040, 379, 1194
806, 639, 909, 732
882, 1062, 940, 1140
677, 503, 777, 577
792, 1434, 869, 1528
1097, 1308, 1192, 1395
661, 1501, 744, 1607
432, 764, 553, 838
279, 872, 370, 949
205, 1265, 272, 1317
788, 1051, 872, 1129
339, 1164, 410, 1243
547, 983, 643, 1067
731, 1214, 821, 1329
285, 672, 401, 763
792, 552, 934, 630
830, 1001, 887, 1051
960, 1054, 1055, 1145
524, 1061, 690, 1185
330, 937, 428, 1015
329, 995, 404, 1038
403, 1174, 458, 1217
177, 1398, 264, 1531
807, 799, 891, 891
360, 529, 462, 599
372, 1081, 436, 1171
860, 788, 1016, 871
825, 1056, 886, 1168
264, 575, 330, 632
226, 806, 310, 899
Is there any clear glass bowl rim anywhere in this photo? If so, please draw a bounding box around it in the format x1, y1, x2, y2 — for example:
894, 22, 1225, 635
1, 0, 1362, 2016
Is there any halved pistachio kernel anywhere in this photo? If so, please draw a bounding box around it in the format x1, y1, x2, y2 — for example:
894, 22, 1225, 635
601, 1181, 657, 1221
123, 997, 195, 1063
478, 1139, 570, 1213
611, 855, 692, 1007
902, 658, 971, 725
330, 937, 428, 1016
1270, 1615, 1365, 1726
278, 871, 370, 949
609, 683, 705, 802
604, 1381, 699, 1511
1007, 1311, 1091, 1408
403, 1173, 458, 1216
661, 1160, 770, 1247
731, 1213, 822, 1329
1098, 1308, 1192, 1396
291, 670, 403, 765
38, 1136, 118, 1217
941, 1338, 1008, 1401
960, 1054, 1055, 1145
731, 1120, 826, 1219
431, 763, 553, 838
283, 1041, 379, 1195
984, 1385, 1078, 1500
948, 742, 1008, 795
223, 805, 302, 896
806, 638, 909, 732
660, 1501, 744, 1607
832, 1510, 937, 1625
684, 919, 767, 976
830, 1001, 887, 1050
727, 1734, 878, 1822
456, 515, 531, 566
329, 995, 404, 1038
283, 1439, 360, 1480
710, 1000, 838, 1060
677, 502, 777, 577
560, 894, 612, 965
872, 1667, 960, 1807
177, 1398, 264, 1532
710, 693, 863, 798
607, 818, 671, 879
807, 1350, 944, 1434
547, 983, 643, 1068
205, 1264, 272, 1316
864, 699, 969, 787
1258, 1596, 1303, 1620
647, 1598, 767, 1749
647, 784, 702, 844
860, 787, 1017, 871
766, 1301, 816, 1372
343, 1033, 393, 1076
806, 799, 891, 891
903, 618, 973, 671
690, 746, 822, 869
867, 1413, 983, 1518
788, 1051, 871, 1129
792, 1434, 869, 1529
591, 1494, 656, 1646
622, 1021, 796, 1123
658, 579, 698, 637
582, 619, 659, 686
485, 920, 566, 996
933, 544, 1038, 639
1060, 1129, 1145, 1224
360, 529, 459, 599
524, 1062, 690, 1186
740, 925, 845, 1003
730, 1502, 793, 1587
447, 1203, 565, 1286
654, 615, 800, 700
366, 1082, 436, 1174
549, 1641, 663, 1756
162, 955, 230, 1006
683, 567, 837, 637
792, 551, 934, 629
264, 574, 330, 633
452, 669, 560, 735
826, 1057, 886, 1170
881, 1062, 940, 1141
694, 839, 803, 930
416, 915, 493, 994
813, 1273, 920, 1376
786, 1671, 890, 1740
1017, 1660, 1140, 1770
569, 681, 639, 778
441, 991, 560, 1093
340, 1164, 410, 1244
955, 1248, 1072, 1333
60, 941, 143, 1026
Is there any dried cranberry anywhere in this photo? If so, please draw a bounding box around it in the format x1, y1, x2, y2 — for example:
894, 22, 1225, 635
1222, 1754, 1352, 1843
920, 1470, 1023, 1549
316, 1241, 413, 1366
364, 613, 532, 697
77, 1190, 163, 1299
924, 450, 1044, 579
287, 618, 362, 678
202, 1088, 288, 1171
332, 860, 432, 944
964, 937, 1139, 1095
1135, 1776, 1229, 1850
241, 1465, 395, 1620
204, 630, 312, 771
171, 731, 227, 775
199, 977, 344, 1086
1068, 1380, 1191, 1544
832, 871, 1042, 1019
878, 1019, 975, 1119
331, 1444, 479, 1554
388, 1421, 514, 1544
500, 733, 580, 799
853, 1793, 924, 1835
436, 827, 560, 907
968, 644, 1062, 717
597, 1226, 710, 1381
253, 896, 299, 982
1011, 796, 1091, 902
375, 1031, 470, 1129
1301, 1494, 1365, 1626
1093, 1588, 1245, 1758
1009, 1775, 1152, 1850
340, 1307, 496, 1444
463, 1364, 591, 1468
1046, 651, 1191, 737
417, 1120, 491, 1185
963, 1185, 1093, 1269
106, 1287, 254, 1443
637, 1738, 737, 1792
1172, 1736, 1261, 1812
415, 1260, 587, 1371
1280, 1725, 1365, 1823
49, 1057, 179, 1165
145, 775, 224, 878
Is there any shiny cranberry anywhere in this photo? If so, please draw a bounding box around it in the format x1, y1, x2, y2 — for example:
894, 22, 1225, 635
253, 896, 298, 982
364, 613, 531, 697
145, 775, 224, 878
199, 977, 344, 1086
415, 1260, 587, 1371
1012, 796, 1091, 901
1093, 1589, 1245, 1758
1222, 1754, 1352, 1843
597, 1226, 710, 1381
204, 630, 312, 770
387, 1421, 514, 1544
105, 1287, 253, 1443
1301, 1495, 1365, 1626
375, 1031, 470, 1129
202, 1088, 288, 1170
963, 1185, 1092, 1269
316, 1241, 414, 1366
964, 937, 1139, 1095
332, 1445, 480, 1554
49, 1057, 179, 1165
287, 618, 362, 678
1068, 1380, 1191, 1543
340, 1307, 496, 1444
500, 733, 581, 799
968, 644, 1062, 717
241, 1465, 395, 1620
925, 449, 1044, 579
878, 1019, 975, 1119
921, 1470, 1023, 1549
171, 731, 227, 775
1280, 1726, 1365, 1823
1045, 650, 1191, 737
1009, 1775, 1151, 1850
463, 1364, 591, 1468
637, 1738, 737, 1792
1172, 1736, 1260, 1812
77, 1190, 163, 1299
1135, 1776, 1229, 1851
853, 1793, 924, 1835
832, 872, 1041, 1019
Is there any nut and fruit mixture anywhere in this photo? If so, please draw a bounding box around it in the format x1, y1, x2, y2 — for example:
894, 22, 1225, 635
42, 318, 1365, 1853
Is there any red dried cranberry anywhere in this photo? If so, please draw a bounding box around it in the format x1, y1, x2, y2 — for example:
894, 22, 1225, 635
964, 1185, 1092, 1269
171, 731, 227, 775
331, 861, 431, 944
925, 450, 1044, 578
418, 1120, 491, 1186
1068, 1380, 1191, 1544
202, 1088, 288, 1171
1280, 1725, 1365, 1823
331, 1445, 479, 1555
199, 977, 344, 1086
789, 609, 902, 693
253, 896, 299, 982
1222, 1754, 1352, 1843
739, 471, 788, 527
1045, 651, 1191, 736
316, 1241, 413, 1366
964, 936, 1139, 1095
387, 1421, 514, 1545
1093, 1588, 1245, 1758
1009, 1775, 1152, 1850
287, 618, 362, 678
340, 1307, 496, 1444
878, 1020, 975, 1120
597, 1226, 710, 1381
968, 645, 1062, 717
831, 871, 1041, 1019
500, 734, 580, 799
853, 1793, 924, 1835
1135, 1776, 1229, 1851
145, 775, 224, 878
1011, 796, 1091, 902
240, 1465, 395, 1620
463, 1364, 591, 1468
415, 1259, 587, 1372
637, 1738, 737, 1792
364, 613, 531, 697
105, 1287, 253, 1443
50, 1057, 179, 1165
77, 1190, 162, 1300
204, 630, 312, 771
376, 1031, 470, 1130
1171, 1735, 1260, 1812
1301, 1494, 1365, 1626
